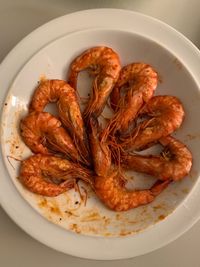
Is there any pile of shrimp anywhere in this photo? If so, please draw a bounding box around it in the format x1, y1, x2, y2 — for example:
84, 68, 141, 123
18, 46, 192, 212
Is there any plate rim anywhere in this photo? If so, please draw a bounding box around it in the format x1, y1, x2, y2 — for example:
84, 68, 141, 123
0, 9, 200, 260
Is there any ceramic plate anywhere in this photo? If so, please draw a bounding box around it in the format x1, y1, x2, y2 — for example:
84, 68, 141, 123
0, 9, 200, 260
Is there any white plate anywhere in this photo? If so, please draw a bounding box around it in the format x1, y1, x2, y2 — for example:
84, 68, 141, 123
2, 26, 199, 237
0, 9, 200, 260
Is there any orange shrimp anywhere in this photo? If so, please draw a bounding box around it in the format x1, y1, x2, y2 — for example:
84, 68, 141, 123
88, 117, 169, 211
68, 46, 121, 121
19, 154, 94, 197
105, 63, 158, 136
29, 79, 90, 164
121, 95, 185, 151
121, 136, 192, 181
20, 112, 81, 163
87, 116, 111, 177
95, 172, 170, 211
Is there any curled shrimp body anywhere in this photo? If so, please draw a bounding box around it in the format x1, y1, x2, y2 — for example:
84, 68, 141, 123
20, 112, 80, 163
121, 136, 192, 181
88, 117, 169, 211
121, 95, 185, 151
19, 154, 94, 196
29, 79, 72, 112
29, 79, 90, 164
68, 46, 121, 121
106, 63, 158, 135
95, 172, 170, 211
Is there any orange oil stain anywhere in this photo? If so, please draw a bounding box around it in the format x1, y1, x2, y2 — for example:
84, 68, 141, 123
173, 58, 182, 70
38, 198, 63, 217
69, 223, 81, 234
81, 211, 102, 222
158, 73, 163, 83
158, 214, 166, 221
39, 74, 47, 82
182, 188, 189, 194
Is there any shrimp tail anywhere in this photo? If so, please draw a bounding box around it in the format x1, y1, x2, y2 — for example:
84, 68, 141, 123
151, 180, 171, 196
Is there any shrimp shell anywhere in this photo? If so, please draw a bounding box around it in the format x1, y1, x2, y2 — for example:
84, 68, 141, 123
121, 95, 185, 151
19, 154, 94, 197
110, 63, 158, 110
29, 79, 90, 165
106, 63, 158, 135
121, 136, 192, 181
88, 117, 169, 211
68, 46, 121, 121
20, 112, 80, 163
94, 171, 170, 211
87, 116, 111, 177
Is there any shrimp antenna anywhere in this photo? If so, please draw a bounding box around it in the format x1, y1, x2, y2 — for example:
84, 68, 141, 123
83, 78, 99, 121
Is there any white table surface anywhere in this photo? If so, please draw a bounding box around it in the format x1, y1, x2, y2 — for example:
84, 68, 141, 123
0, 0, 200, 266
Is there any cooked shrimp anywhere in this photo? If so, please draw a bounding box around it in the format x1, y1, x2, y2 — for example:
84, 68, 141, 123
88, 118, 169, 211
94, 172, 170, 211
29, 79, 90, 164
110, 63, 158, 111
68, 46, 121, 121
19, 154, 94, 196
20, 112, 80, 163
103, 63, 158, 139
121, 95, 185, 151
121, 136, 192, 181
87, 116, 111, 177
29, 79, 70, 112
105, 63, 158, 136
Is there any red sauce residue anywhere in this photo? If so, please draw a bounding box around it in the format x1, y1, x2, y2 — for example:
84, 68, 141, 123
139, 207, 147, 216
104, 232, 112, 237
158, 74, 163, 83
38, 198, 48, 208
173, 58, 182, 70
127, 220, 137, 224
103, 217, 111, 226
39, 74, 47, 82
153, 204, 164, 211
64, 210, 79, 217
9, 135, 24, 156
182, 188, 189, 194
81, 211, 111, 226
38, 198, 62, 217
69, 223, 81, 234
158, 214, 166, 221
119, 228, 142, 236
115, 213, 121, 220
184, 133, 200, 142
81, 211, 102, 222
119, 230, 132, 236
50, 205, 62, 216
